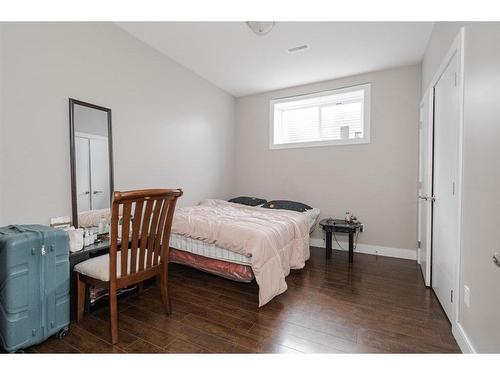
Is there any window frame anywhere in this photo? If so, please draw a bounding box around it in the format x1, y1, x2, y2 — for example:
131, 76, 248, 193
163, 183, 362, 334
269, 83, 371, 150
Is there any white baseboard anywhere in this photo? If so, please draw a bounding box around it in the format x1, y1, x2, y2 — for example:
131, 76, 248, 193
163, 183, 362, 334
309, 237, 416, 261
452, 322, 475, 353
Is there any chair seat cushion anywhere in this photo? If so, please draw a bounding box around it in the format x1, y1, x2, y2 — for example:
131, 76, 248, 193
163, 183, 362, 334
74, 250, 160, 282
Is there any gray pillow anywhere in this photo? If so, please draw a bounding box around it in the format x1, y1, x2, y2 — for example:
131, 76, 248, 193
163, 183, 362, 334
228, 196, 267, 207
262, 200, 313, 212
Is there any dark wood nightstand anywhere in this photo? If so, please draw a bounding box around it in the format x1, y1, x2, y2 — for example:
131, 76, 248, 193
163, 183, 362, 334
319, 218, 364, 263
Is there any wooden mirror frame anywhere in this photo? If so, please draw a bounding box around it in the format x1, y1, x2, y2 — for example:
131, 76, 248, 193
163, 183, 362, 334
69, 98, 114, 228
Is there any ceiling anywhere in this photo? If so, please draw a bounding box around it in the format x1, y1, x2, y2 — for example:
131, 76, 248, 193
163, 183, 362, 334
117, 22, 434, 97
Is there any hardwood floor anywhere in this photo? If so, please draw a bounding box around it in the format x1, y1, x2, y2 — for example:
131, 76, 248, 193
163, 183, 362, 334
30, 247, 460, 353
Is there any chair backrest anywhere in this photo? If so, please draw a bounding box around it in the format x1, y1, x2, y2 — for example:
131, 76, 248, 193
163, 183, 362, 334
108, 189, 183, 284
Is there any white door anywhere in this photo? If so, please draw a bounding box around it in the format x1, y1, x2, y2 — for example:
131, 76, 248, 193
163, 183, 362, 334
75, 136, 91, 211
432, 52, 459, 321
418, 90, 433, 286
89, 138, 110, 210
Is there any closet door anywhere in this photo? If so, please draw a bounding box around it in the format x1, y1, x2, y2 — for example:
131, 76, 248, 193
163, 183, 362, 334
75, 137, 91, 211
432, 52, 460, 322
89, 138, 110, 210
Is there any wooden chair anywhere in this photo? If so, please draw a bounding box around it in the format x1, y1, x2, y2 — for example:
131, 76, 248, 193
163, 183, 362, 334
74, 188, 183, 344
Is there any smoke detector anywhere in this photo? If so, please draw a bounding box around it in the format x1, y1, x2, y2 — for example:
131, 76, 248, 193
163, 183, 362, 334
246, 21, 276, 36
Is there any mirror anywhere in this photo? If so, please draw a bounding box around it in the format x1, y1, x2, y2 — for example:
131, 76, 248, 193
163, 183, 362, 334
69, 99, 114, 228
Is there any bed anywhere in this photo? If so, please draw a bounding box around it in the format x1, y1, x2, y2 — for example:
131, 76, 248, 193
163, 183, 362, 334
169, 199, 320, 306
77, 198, 320, 306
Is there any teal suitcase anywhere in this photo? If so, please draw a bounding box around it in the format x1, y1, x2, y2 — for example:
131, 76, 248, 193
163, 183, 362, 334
0, 225, 70, 352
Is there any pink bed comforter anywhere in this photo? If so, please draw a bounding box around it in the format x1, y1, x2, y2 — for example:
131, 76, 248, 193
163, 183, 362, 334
171, 199, 310, 306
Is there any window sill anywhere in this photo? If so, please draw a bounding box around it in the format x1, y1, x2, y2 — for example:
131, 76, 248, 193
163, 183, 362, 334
269, 137, 371, 150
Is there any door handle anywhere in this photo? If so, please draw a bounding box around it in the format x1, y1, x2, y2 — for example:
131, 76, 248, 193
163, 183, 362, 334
493, 253, 500, 268
93, 190, 103, 195
80, 191, 90, 195
418, 195, 436, 202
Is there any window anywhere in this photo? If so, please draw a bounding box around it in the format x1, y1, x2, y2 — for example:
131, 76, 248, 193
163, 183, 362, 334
270, 83, 371, 149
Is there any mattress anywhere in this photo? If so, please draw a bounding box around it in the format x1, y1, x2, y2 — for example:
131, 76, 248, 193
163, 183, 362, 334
169, 233, 253, 265
169, 207, 320, 266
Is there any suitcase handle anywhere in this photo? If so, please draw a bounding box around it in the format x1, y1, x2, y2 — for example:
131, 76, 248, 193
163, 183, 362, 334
7, 224, 27, 233
0, 225, 28, 234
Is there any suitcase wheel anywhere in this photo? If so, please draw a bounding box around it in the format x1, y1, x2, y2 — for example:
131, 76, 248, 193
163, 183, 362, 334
56, 326, 69, 339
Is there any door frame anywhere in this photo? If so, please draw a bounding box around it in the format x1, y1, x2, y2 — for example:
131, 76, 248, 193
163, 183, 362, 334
423, 27, 465, 331
417, 88, 434, 287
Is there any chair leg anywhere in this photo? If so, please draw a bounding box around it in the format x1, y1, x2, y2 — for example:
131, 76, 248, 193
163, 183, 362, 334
160, 266, 171, 314
109, 286, 118, 345
77, 274, 86, 322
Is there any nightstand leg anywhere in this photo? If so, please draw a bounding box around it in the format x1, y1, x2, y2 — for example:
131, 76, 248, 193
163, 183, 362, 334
348, 232, 354, 263
325, 231, 332, 259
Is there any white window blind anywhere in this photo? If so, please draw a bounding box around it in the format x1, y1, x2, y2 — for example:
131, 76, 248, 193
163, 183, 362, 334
271, 84, 370, 149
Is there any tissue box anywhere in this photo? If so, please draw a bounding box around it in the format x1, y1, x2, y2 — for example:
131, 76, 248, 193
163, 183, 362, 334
67, 228, 84, 252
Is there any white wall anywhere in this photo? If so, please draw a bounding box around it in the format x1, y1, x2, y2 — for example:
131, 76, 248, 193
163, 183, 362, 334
459, 23, 500, 353
423, 22, 500, 353
234, 64, 421, 254
0, 22, 235, 226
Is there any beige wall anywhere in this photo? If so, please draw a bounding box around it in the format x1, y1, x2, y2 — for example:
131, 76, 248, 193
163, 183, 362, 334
234, 64, 421, 252
0, 22, 235, 226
